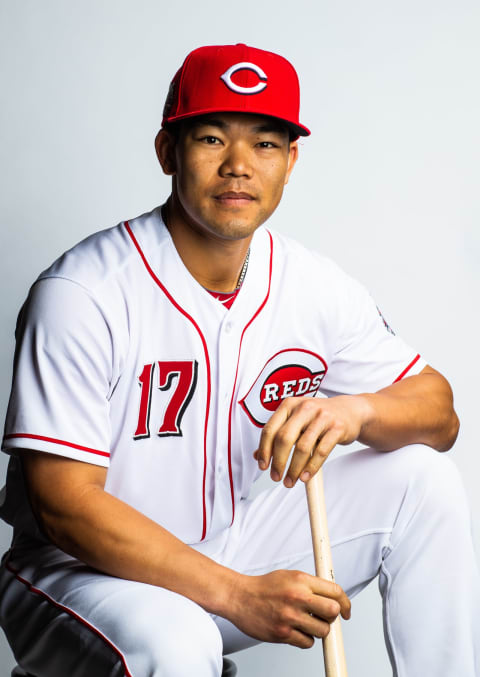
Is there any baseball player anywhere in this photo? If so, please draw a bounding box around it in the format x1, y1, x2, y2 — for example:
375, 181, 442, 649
0, 43, 478, 677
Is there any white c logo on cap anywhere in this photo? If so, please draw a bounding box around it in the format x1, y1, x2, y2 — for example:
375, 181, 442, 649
220, 62, 268, 95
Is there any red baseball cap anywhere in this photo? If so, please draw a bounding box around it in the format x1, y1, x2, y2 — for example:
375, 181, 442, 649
162, 43, 311, 139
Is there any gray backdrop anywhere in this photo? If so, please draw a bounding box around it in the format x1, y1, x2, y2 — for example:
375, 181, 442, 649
1, 1, 479, 675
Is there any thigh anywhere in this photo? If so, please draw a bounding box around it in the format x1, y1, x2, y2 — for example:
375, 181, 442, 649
215, 444, 454, 653
0, 544, 223, 677
220, 444, 450, 587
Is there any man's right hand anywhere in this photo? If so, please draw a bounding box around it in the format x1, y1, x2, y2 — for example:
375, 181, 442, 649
228, 569, 351, 648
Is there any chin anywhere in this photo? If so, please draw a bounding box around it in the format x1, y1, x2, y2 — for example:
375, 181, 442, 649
207, 221, 261, 241
205, 209, 269, 241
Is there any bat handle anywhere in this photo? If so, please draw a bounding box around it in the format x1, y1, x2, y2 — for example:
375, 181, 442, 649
306, 469, 348, 677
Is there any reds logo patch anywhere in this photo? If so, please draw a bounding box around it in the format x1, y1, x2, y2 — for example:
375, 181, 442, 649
220, 61, 268, 95
240, 349, 327, 427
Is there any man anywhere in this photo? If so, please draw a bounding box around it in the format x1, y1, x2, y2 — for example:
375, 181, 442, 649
0, 43, 478, 677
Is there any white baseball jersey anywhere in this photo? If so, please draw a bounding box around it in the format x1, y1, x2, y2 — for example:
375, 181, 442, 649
1, 205, 425, 545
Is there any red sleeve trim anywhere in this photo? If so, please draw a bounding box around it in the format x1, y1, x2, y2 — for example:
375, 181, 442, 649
393, 354, 421, 383
3, 433, 110, 458
4, 556, 132, 677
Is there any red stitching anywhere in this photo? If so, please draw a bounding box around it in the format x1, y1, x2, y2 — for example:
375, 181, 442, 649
4, 556, 133, 677
124, 221, 211, 541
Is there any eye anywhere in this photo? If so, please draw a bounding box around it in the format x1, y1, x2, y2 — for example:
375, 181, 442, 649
200, 136, 221, 145
256, 141, 277, 149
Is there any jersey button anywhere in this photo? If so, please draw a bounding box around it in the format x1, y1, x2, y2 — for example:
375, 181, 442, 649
225, 322, 233, 334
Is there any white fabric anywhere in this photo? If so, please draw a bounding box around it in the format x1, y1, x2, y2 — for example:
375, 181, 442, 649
1, 445, 478, 676
1, 207, 425, 545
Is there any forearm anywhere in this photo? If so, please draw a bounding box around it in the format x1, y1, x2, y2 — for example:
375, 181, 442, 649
357, 368, 459, 452
22, 453, 239, 618
56, 492, 237, 612
22, 450, 351, 649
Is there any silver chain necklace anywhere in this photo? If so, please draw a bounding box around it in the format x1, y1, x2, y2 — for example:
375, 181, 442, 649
235, 248, 250, 290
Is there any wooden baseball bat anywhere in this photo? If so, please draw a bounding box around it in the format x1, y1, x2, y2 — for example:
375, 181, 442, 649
306, 468, 348, 677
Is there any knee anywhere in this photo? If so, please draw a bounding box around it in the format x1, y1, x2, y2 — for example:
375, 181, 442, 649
127, 595, 223, 677
162, 606, 223, 676
396, 444, 470, 525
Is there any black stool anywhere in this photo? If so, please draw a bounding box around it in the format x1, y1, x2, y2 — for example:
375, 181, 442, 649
222, 658, 238, 676
12, 658, 238, 676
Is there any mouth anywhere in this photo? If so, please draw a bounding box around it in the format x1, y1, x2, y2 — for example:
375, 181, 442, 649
214, 191, 256, 207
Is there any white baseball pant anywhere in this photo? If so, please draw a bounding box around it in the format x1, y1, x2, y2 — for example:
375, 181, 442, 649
0, 444, 479, 676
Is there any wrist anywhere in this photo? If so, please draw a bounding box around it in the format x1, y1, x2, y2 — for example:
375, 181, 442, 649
208, 566, 247, 619
355, 393, 377, 439
214, 569, 251, 623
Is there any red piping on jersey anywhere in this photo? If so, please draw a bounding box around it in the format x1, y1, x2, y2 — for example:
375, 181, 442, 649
393, 354, 421, 383
226, 230, 274, 526
4, 556, 133, 677
124, 221, 211, 541
239, 347, 329, 428
2, 433, 110, 458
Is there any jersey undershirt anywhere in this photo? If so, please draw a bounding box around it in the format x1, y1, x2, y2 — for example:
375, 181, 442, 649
206, 288, 240, 310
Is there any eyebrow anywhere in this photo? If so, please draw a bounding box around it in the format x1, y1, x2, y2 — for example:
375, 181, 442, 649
190, 117, 227, 130
251, 122, 288, 135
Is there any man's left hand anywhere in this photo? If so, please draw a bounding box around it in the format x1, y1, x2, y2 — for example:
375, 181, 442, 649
253, 366, 459, 488
253, 394, 371, 487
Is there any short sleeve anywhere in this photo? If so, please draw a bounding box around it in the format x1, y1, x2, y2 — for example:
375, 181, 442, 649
2, 277, 114, 466
320, 272, 426, 397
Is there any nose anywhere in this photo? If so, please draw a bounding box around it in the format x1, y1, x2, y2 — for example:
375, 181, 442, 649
218, 141, 253, 179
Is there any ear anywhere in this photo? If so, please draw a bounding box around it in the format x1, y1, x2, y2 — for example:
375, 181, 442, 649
155, 129, 177, 175
284, 141, 298, 186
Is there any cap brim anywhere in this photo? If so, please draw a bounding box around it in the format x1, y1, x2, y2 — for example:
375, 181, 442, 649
164, 108, 311, 138
285, 121, 311, 138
